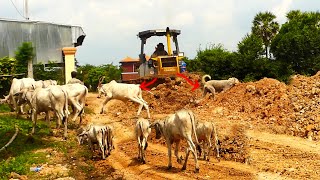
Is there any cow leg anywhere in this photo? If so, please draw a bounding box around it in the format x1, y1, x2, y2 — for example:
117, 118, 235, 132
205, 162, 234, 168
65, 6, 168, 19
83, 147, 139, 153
31, 110, 37, 135
70, 99, 82, 123
130, 97, 150, 118
100, 96, 111, 114
63, 113, 68, 140
45, 112, 51, 128
128, 97, 144, 117
55, 111, 61, 129
206, 135, 212, 161
141, 137, 147, 164
214, 136, 220, 159
99, 140, 105, 160
175, 140, 183, 164
20, 105, 25, 114
187, 139, 200, 173
137, 136, 142, 160
201, 141, 206, 160
166, 141, 172, 169
182, 147, 191, 171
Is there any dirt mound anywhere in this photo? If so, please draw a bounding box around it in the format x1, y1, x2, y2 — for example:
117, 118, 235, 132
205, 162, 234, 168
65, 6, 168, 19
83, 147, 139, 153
287, 73, 320, 140
114, 72, 320, 163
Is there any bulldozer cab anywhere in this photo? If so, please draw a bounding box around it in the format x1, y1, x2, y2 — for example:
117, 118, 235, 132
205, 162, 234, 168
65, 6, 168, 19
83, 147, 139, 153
137, 27, 184, 79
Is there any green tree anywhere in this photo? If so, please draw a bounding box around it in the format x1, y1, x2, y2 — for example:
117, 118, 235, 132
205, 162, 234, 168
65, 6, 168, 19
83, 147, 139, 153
15, 42, 35, 78
252, 11, 279, 59
183, 57, 202, 73
233, 33, 264, 80
194, 44, 235, 79
77, 63, 121, 91
271, 11, 320, 75
0, 57, 17, 96
33, 62, 64, 84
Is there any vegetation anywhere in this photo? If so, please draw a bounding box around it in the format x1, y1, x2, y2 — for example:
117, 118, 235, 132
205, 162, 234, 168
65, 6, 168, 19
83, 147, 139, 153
77, 64, 121, 91
0, 105, 96, 179
185, 10, 320, 83
15, 42, 34, 78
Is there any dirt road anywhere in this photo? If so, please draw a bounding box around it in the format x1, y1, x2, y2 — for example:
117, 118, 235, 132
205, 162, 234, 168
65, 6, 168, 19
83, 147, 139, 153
83, 93, 320, 180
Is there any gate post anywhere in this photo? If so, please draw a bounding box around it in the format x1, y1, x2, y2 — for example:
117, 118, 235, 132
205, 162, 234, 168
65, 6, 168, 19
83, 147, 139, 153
62, 47, 77, 84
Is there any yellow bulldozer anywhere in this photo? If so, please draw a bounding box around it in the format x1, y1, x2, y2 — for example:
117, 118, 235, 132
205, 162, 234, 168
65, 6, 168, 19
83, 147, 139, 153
135, 27, 185, 82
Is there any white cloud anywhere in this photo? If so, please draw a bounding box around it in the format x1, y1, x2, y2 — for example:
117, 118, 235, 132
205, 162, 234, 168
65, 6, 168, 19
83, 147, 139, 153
272, 0, 293, 23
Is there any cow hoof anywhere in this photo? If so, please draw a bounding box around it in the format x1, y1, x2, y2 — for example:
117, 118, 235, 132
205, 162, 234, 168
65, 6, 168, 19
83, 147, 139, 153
181, 166, 186, 171
167, 165, 172, 170
195, 168, 200, 173
142, 160, 146, 164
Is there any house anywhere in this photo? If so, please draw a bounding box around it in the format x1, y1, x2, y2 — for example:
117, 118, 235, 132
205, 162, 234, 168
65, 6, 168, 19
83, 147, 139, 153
119, 56, 140, 81
119, 55, 150, 82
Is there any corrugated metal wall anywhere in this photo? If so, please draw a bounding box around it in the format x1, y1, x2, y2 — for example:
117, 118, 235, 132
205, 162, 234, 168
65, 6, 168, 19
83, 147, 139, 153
0, 19, 85, 64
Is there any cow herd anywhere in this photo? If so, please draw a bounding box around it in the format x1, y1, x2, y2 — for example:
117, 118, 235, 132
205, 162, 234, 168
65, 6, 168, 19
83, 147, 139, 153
0, 77, 88, 139
0, 77, 221, 173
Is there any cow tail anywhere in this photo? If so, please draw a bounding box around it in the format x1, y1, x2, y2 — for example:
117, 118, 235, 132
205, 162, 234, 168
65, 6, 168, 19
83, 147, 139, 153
80, 86, 88, 115
62, 89, 69, 124
201, 74, 211, 84
188, 111, 199, 148
212, 122, 220, 157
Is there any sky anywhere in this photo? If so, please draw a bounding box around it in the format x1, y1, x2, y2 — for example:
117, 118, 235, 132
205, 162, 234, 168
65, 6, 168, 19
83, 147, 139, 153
1, 0, 320, 66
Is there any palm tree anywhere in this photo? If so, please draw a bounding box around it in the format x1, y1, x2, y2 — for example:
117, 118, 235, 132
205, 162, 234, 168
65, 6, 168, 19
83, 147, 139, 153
252, 12, 279, 59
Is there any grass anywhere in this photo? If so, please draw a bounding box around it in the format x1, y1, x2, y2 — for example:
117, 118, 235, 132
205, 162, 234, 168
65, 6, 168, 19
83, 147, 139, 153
0, 115, 51, 179
0, 104, 98, 179
0, 104, 11, 113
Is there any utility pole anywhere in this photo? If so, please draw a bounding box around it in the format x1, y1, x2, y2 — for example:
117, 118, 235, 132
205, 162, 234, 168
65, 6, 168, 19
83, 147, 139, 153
24, 0, 33, 78
24, 0, 29, 20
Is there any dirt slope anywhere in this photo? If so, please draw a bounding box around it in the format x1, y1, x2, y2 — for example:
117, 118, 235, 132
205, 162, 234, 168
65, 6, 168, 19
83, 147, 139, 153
83, 71, 320, 180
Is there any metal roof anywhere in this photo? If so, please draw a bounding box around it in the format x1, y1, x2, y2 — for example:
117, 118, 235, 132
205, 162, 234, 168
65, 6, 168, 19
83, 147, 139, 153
137, 28, 181, 39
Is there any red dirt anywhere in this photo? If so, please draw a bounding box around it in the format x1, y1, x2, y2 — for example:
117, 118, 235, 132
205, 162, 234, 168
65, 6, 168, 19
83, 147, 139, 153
80, 72, 320, 179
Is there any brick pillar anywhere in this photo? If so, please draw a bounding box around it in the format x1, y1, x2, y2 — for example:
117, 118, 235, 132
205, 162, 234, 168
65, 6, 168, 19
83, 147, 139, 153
62, 47, 77, 84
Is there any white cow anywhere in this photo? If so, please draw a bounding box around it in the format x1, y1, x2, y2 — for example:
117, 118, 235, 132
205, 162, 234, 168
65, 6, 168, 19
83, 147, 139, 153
16, 86, 69, 139
151, 109, 200, 172
196, 121, 220, 161
99, 80, 150, 118
135, 118, 151, 164
77, 124, 114, 159
61, 83, 88, 125
0, 78, 35, 116
34, 80, 57, 88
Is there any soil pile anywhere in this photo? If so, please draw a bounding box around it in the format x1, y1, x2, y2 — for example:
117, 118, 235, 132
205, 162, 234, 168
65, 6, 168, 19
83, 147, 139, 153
115, 72, 320, 162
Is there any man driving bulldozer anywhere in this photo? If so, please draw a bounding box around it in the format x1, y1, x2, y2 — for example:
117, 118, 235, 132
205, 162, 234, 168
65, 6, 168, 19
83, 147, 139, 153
151, 43, 168, 58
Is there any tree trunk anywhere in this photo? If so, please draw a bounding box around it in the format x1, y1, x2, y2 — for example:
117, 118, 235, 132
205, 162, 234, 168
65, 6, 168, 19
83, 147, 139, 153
28, 59, 33, 78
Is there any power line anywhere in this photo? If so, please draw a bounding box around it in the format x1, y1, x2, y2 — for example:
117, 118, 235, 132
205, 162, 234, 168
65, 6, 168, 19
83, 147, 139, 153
9, 0, 26, 19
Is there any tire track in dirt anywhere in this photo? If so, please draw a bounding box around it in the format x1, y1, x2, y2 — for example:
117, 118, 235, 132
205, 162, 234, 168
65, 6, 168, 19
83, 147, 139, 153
247, 130, 320, 154
246, 130, 320, 179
